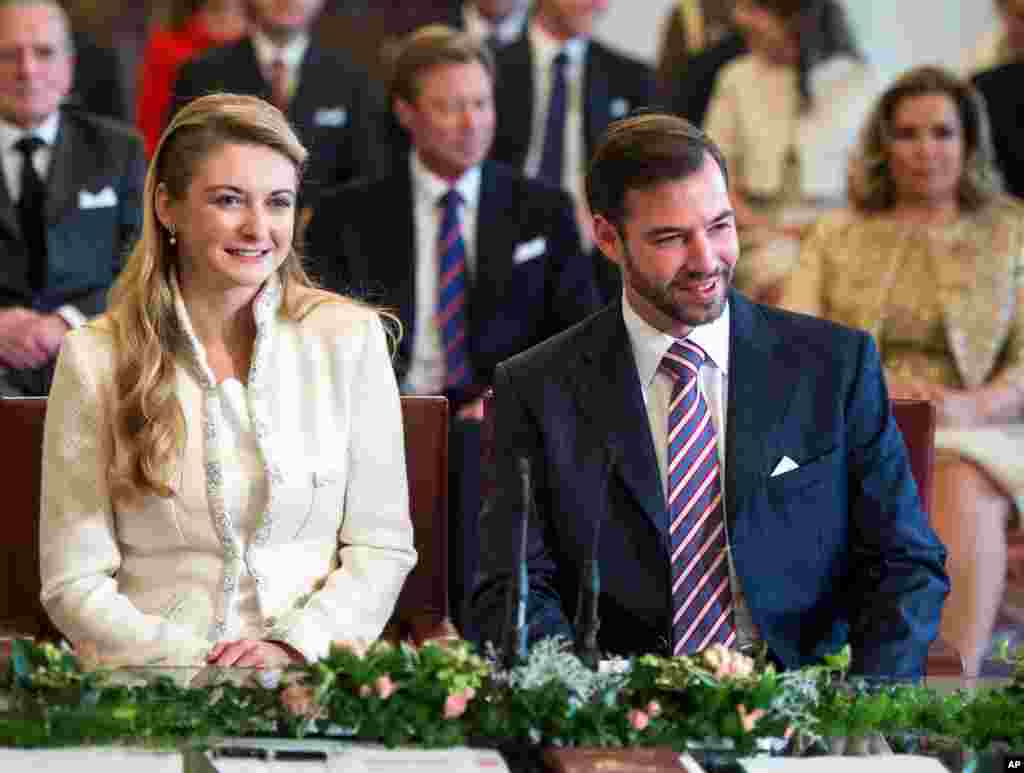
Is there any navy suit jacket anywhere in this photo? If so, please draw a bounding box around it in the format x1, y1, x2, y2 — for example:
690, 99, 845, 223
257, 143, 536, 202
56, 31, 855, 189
303, 159, 601, 390
472, 293, 949, 679
0, 108, 145, 316
490, 35, 658, 173
172, 37, 397, 204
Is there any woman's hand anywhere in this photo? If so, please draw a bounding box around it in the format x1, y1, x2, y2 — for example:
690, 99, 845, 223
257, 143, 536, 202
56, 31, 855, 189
207, 639, 305, 668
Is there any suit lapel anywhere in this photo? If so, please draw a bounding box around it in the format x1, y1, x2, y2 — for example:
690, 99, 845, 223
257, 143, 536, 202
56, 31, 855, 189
290, 42, 322, 121
0, 161, 16, 237
574, 304, 667, 539
44, 116, 78, 223
473, 162, 514, 313
724, 293, 801, 533
583, 45, 611, 162
380, 173, 417, 364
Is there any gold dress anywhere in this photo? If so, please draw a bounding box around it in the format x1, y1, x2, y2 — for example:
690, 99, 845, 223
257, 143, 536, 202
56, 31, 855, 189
782, 204, 1024, 515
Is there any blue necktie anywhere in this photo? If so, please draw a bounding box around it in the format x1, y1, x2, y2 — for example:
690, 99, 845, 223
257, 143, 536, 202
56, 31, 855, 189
661, 340, 736, 655
437, 189, 473, 390
537, 51, 568, 186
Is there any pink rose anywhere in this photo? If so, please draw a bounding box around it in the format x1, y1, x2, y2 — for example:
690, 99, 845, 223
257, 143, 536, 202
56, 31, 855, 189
359, 684, 372, 698
332, 639, 368, 658
280, 684, 321, 718
375, 675, 396, 700
443, 692, 468, 719
628, 709, 650, 731
645, 701, 662, 718
461, 686, 476, 701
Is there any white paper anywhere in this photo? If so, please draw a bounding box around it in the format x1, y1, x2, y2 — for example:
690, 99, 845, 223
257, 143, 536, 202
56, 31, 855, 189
0, 747, 182, 773
739, 755, 949, 773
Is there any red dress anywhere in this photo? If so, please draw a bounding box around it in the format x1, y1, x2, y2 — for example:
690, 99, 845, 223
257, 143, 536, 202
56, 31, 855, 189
135, 15, 241, 157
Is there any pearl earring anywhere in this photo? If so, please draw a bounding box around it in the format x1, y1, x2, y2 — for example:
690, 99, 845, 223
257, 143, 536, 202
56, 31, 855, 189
168, 224, 176, 245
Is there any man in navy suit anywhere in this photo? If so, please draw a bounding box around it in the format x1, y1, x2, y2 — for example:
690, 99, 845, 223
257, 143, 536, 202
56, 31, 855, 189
171, 0, 397, 208
490, 0, 657, 302
471, 113, 949, 680
305, 25, 600, 635
0, 0, 144, 396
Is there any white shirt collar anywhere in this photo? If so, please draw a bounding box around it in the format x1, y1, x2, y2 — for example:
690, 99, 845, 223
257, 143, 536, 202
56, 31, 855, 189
528, 18, 588, 69
409, 152, 482, 211
462, 2, 529, 45
0, 111, 60, 153
250, 29, 309, 72
621, 287, 731, 389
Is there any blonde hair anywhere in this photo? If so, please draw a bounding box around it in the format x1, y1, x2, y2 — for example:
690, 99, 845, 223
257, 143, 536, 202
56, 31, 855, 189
849, 66, 1003, 213
105, 93, 324, 501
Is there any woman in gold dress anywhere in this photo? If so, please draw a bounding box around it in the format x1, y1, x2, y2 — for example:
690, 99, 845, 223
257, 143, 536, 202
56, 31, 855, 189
782, 66, 1024, 677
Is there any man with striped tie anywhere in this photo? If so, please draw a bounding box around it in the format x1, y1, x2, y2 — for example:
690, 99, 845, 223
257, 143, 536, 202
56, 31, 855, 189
471, 113, 949, 680
304, 25, 600, 637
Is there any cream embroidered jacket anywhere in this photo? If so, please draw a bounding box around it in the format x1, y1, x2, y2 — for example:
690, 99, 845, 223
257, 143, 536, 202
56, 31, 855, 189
40, 278, 417, 665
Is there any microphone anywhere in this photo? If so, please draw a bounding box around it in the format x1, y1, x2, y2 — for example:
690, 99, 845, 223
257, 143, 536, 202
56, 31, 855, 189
502, 456, 532, 668
574, 444, 615, 670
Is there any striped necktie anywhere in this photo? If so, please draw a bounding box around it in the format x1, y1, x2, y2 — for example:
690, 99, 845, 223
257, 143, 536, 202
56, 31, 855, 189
437, 189, 472, 390
661, 340, 736, 655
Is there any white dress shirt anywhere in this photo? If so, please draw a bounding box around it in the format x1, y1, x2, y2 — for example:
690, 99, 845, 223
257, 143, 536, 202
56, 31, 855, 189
250, 30, 310, 99
405, 153, 482, 395
523, 24, 587, 210
462, 2, 529, 46
621, 291, 759, 647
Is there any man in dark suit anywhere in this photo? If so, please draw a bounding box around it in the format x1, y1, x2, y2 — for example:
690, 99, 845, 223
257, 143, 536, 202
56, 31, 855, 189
489, 0, 657, 302
0, 0, 144, 396
471, 113, 949, 680
972, 61, 1024, 200
305, 25, 601, 636
172, 0, 397, 207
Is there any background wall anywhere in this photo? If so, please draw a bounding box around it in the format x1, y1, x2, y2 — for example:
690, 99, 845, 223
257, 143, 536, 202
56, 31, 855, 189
594, 1, 999, 86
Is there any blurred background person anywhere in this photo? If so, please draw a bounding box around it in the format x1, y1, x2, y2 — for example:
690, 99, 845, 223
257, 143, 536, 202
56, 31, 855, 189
657, 0, 746, 128
490, 0, 657, 301
40, 93, 416, 667
0, 0, 145, 396
972, 59, 1024, 200
962, 0, 1024, 77
136, 0, 247, 157
171, 0, 397, 210
781, 66, 1023, 678
305, 25, 599, 636
704, 0, 877, 305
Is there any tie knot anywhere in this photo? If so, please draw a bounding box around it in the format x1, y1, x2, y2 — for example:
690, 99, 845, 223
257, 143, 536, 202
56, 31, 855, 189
440, 188, 463, 211
661, 340, 707, 382
15, 135, 44, 157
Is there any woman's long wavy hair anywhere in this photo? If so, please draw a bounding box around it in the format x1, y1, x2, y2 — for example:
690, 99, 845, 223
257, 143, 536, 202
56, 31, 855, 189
106, 93, 316, 503
848, 66, 1003, 213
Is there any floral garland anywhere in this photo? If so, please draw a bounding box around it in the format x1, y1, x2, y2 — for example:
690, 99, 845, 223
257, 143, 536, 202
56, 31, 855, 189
1, 637, 1023, 757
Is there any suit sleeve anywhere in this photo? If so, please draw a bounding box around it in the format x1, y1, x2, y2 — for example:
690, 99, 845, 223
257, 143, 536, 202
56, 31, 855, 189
39, 331, 213, 666
470, 361, 575, 649
843, 331, 950, 679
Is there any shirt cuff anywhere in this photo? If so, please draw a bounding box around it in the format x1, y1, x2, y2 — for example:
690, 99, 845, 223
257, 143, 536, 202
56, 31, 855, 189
55, 305, 89, 329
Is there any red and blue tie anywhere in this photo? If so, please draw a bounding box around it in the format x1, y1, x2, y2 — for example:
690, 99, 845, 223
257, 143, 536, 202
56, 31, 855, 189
661, 340, 736, 655
437, 189, 472, 390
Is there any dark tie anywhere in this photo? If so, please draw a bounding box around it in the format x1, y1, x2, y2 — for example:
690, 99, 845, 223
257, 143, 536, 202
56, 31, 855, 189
437, 189, 472, 390
15, 136, 47, 291
661, 340, 736, 655
537, 51, 568, 186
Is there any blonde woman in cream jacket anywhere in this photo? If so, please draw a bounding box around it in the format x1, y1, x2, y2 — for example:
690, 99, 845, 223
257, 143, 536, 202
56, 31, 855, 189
39, 94, 416, 668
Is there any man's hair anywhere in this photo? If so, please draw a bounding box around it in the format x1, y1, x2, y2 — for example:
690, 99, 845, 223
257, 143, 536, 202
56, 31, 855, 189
387, 24, 495, 107
586, 112, 729, 227
0, 0, 74, 53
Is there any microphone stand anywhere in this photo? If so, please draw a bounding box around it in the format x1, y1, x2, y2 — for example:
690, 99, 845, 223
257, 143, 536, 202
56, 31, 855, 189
574, 445, 615, 670
502, 456, 531, 669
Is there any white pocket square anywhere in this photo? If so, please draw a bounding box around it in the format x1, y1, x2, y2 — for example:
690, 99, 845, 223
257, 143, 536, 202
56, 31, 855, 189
78, 186, 117, 209
513, 236, 547, 264
313, 107, 348, 127
770, 456, 800, 477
